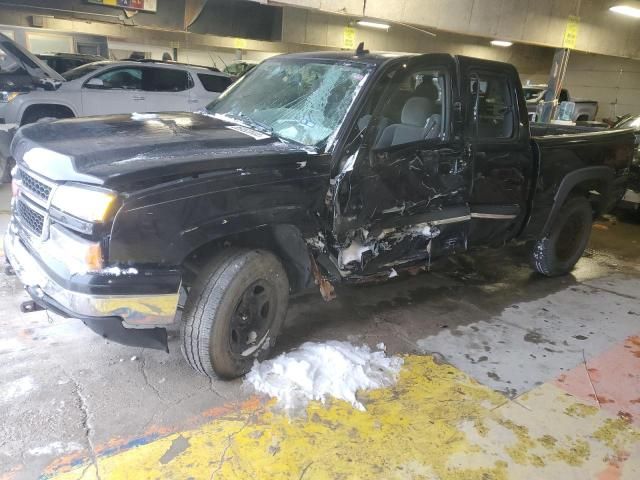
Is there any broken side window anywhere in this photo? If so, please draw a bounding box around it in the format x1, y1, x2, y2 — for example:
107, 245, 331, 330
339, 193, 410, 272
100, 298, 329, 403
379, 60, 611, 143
361, 65, 447, 151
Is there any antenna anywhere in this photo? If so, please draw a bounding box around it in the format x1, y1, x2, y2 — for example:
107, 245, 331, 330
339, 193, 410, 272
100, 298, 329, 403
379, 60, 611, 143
355, 42, 369, 56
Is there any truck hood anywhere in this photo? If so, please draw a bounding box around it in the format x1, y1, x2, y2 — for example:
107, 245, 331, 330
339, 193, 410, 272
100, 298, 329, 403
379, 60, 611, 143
0, 33, 64, 91
12, 112, 316, 189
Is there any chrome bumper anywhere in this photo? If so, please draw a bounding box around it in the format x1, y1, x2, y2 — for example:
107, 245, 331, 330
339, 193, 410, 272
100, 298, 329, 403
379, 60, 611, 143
4, 229, 180, 328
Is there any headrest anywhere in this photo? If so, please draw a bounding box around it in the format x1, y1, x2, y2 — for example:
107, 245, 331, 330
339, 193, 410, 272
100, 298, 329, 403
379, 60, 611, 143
414, 80, 439, 101
401, 97, 434, 127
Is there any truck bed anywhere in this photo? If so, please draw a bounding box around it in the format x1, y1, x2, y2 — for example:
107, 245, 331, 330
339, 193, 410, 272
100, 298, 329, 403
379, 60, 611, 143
530, 123, 605, 137
522, 125, 636, 239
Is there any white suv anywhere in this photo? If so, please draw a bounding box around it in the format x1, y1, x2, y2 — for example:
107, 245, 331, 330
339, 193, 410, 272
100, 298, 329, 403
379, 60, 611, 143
3, 59, 233, 126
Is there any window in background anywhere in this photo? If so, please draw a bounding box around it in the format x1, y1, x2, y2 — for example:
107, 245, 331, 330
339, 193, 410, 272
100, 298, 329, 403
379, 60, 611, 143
77, 43, 101, 56
26, 32, 73, 54
143, 68, 190, 92
198, 73, 232, 93
92, 67, 143, 90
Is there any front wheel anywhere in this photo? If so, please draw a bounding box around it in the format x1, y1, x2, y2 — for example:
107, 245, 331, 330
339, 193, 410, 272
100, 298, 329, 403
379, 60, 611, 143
531, 196, 593, 276
180, 248, 289, 379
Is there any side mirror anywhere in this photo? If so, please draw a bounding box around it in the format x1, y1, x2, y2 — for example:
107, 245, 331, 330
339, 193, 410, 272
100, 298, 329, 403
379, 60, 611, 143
86, 78, 104, 88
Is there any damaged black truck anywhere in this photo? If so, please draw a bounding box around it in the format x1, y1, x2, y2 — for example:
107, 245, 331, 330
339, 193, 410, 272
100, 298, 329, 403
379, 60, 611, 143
4, 52, 635, 378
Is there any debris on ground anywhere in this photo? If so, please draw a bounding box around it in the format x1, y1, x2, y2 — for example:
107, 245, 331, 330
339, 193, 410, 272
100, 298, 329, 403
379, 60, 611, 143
245, 341, 403, 412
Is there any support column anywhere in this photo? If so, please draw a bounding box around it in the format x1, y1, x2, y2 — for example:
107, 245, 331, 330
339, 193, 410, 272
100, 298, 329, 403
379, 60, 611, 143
538, 48, 571, 124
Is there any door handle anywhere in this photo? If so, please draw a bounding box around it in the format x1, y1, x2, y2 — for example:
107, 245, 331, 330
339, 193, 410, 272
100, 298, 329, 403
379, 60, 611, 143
133, 95, 145, 101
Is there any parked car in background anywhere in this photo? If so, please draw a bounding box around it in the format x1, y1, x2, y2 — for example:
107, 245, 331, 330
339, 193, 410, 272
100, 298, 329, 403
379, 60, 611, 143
614, 114, 640, 212
4, 52, 635, 378
36, 52, 105, 74
524, 84, 598, 122
5, 59, 233, 127
223, 60, 258, 79
1, 33, 65, 182
0, 32, 233, 181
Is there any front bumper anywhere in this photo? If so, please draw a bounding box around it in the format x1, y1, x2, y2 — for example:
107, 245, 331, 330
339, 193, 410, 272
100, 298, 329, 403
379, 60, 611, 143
4, 227, 180, 330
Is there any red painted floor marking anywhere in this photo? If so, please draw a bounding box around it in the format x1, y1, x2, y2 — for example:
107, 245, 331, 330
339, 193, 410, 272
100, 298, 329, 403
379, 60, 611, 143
554, 335, 640, 426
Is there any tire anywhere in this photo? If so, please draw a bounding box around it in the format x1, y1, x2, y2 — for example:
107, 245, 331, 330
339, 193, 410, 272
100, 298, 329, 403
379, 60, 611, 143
21, 106, 73, 126
531, 196, 593, 276
180, 248, 289, 379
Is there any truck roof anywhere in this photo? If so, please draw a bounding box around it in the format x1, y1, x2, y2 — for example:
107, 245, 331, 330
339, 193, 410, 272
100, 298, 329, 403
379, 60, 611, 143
272, 50, 414, 65
272, 51, 520, 73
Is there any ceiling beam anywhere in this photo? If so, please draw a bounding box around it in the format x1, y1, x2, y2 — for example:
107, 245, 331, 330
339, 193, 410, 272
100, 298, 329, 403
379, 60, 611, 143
261, 0, 640, 60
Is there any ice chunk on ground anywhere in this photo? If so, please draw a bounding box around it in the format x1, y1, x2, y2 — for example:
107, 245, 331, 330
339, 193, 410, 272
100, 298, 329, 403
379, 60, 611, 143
131, 112, 158, 120
245, 341, 403, 412
28, 442, 83, 456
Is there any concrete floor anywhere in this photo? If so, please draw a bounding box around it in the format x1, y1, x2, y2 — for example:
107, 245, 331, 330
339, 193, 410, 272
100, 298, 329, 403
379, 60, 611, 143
1, 182, 640, 479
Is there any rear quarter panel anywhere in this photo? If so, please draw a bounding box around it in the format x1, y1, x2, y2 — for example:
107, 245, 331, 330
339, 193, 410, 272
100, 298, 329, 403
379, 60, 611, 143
521, 128, 635, 239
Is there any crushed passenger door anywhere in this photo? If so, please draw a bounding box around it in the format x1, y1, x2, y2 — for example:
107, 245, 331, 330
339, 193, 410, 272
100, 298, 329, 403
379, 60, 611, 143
330, 55, 471, 275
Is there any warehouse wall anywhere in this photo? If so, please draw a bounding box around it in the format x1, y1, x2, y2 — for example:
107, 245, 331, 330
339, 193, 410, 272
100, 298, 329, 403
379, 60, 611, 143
281, 8, 554, 78
0, 0, 186, 30
268, 0, 640, 61
563, 53, 640, 119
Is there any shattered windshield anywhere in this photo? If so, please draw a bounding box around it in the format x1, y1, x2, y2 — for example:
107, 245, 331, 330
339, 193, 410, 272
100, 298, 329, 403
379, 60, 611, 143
206, 58, 372, 148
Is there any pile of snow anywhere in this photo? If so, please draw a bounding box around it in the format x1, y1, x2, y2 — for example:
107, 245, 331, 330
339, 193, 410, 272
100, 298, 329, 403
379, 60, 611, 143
245, 341, 403, 412
102, 266, 139, 276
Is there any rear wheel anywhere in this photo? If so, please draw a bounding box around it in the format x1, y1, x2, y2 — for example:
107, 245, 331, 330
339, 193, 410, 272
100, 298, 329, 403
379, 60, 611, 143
531, 196, 593, 276
180, 248, 289, 379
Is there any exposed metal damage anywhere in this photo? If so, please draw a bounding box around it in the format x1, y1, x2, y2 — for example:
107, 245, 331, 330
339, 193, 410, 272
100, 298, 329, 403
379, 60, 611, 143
337, 222, 441, 271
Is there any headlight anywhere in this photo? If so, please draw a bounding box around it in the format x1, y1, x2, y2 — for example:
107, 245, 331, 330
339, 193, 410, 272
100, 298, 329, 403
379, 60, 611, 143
1, 91, 22, 103
51, 185, 116, 222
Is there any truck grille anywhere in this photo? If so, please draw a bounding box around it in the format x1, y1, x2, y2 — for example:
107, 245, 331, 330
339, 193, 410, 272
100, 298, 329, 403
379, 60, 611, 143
20, 170, 52, 202
17, 199, 45, 236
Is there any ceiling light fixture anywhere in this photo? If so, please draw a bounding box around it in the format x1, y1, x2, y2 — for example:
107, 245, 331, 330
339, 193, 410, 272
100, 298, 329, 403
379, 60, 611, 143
609, 4, 640, 17
356, 20, 391, 31
491, 40, 513, 47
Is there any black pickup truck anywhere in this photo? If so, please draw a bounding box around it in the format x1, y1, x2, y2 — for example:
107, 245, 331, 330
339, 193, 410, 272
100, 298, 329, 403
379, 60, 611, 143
4, 51, 635, 378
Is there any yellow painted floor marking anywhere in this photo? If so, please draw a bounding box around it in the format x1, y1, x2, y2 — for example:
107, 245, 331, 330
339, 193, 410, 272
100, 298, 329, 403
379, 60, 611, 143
50, 356, 640, 480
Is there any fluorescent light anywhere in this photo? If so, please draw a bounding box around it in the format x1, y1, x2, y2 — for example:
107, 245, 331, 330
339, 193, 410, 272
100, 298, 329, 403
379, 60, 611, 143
610, 5, 640, 17
356, 20, 390, 30
491, 40, 513, 47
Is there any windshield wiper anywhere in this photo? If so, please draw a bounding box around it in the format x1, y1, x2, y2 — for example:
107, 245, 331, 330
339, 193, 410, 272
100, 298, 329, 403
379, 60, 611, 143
214, 112, 314, 150
235, 113, 273, 135
218, 111, 273, 135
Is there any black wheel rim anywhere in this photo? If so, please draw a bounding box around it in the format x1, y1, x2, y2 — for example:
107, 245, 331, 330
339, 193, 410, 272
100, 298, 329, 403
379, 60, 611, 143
555, 212, 585, 262
229, 280, 276, 358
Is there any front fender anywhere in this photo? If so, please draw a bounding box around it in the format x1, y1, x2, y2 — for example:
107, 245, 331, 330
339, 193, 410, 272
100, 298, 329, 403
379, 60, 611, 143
108, 171, 328, 266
